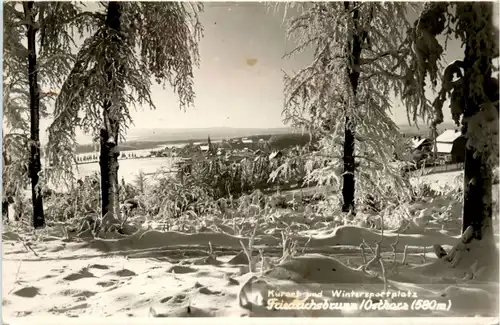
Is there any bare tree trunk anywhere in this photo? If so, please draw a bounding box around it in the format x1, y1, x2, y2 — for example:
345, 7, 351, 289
342, 117, 355, 213
25, 1, 45, 229
99, 125, 120, 218
342, 2, 365, 213
2, 130, 10, 222
460, 2, 497, 241
100, 1, 122, 219
462, 146, 493, 240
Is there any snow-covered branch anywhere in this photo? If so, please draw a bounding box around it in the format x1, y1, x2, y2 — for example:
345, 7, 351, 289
360, 49, 407, 65
41, 10, 105, 29
46, 2, 203, 185
281, 2, 415, 204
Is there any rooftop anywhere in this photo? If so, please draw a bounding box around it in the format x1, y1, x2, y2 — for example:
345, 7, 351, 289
411, 138, 428, 150
436, 129, 461, 143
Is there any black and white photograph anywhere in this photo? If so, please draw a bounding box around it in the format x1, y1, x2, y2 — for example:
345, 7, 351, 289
1, 0, 499, 321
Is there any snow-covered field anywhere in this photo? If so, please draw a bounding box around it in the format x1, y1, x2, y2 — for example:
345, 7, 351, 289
414, 171, 464, 191
3, 171, 499, 320
29, 157, 178, 195
74, 157, 178, 182
415, 171, 499, 205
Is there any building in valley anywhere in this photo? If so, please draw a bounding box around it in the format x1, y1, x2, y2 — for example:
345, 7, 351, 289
435, 129, 466, 163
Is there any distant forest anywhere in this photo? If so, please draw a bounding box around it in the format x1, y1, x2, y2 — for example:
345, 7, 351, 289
398, 121, 459, 138
75, 139, 191, 154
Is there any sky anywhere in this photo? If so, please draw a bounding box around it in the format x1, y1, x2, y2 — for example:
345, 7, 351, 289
120, 3, 302, 129
29, 2, 499, 144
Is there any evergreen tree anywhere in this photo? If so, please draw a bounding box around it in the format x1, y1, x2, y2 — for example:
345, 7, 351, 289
282, 2, 421, 212
47, 2, 203, 220
3, 2, 94, 228
406, 3, 499, 243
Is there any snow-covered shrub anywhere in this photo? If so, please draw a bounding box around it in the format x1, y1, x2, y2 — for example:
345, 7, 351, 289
410, 182, 436, 201
144, 174, 219, 220
44, 172, 101, 222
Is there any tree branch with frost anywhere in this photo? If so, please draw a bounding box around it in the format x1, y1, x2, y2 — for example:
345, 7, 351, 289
359, 49, 407, 65
47, 2, 203, 185
41, 10, 105, 29
135, 2, 203, 110
281, 2, 418, 206
3, 2, 90, 198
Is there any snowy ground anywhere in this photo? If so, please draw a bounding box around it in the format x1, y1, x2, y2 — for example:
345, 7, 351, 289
415, 171, 499, 207
415, 171, 465, 191
2, 171, 499, 320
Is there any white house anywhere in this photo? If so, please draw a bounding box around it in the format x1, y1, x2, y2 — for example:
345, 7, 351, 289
435, 129, 465, 163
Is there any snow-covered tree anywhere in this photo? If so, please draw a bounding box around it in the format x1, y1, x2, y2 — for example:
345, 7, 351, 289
282, 2, 421, 213
47, 2, 203, 219
3, 1, 94, 228
406, 2, 499, 242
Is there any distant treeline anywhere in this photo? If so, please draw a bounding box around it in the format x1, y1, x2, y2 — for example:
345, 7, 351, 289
75, 140, 175, 154
75, 133, 313, 154
398, 121, 459, 139
267, 133, 312, 150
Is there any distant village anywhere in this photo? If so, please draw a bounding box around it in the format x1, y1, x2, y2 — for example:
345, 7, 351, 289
76, 128, 469, 175
150, 136, 270, 158
407, 128, 466, 169
76, 133, 308, 164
